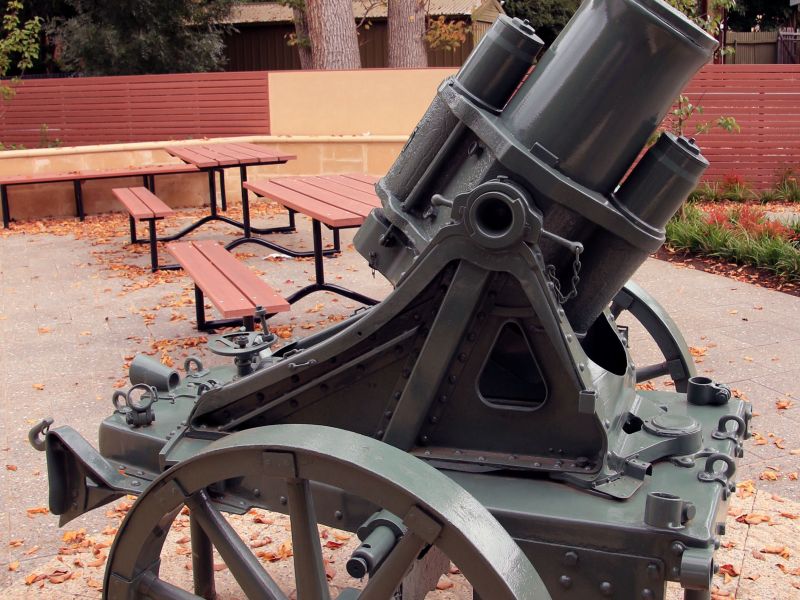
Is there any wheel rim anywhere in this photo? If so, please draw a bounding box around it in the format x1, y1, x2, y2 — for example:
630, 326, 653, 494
611, 281, 697, 392
103, 424, 550, 600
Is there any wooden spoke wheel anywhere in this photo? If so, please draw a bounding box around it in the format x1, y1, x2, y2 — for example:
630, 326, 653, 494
611, 281, 697, 393
103, 424, 549, 600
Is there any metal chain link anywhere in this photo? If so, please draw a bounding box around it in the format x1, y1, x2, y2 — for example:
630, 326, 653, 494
546, 245, 583, 305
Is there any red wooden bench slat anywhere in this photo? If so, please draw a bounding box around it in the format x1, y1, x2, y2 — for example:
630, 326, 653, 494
167, 241, 289, 318
343, 173, 380, 185
324, 175, 379, 194
244, 180, 363, 228
164, 146, 221, 168
272, 179, 374, 218
0, 163, 198, 186
193, 241, 289, 314
198, 143, 251, 165
113, 187, 152, 220
167, 242, 257, 318
233, 142, 296, 163
298, 176, 380, 208
129, 187, 174, 219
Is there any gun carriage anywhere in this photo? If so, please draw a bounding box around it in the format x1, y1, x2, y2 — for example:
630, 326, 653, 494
30, 1, 752, 598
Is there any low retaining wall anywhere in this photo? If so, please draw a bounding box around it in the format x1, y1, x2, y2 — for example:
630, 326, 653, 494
0, 135, 405, 221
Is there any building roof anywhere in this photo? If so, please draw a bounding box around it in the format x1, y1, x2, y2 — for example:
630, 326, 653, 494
226, 0, 504, 24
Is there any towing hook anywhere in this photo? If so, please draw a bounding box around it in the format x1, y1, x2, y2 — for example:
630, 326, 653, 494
28, 417, 54, 451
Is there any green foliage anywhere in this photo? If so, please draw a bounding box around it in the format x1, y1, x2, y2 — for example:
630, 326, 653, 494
728, 0, 794, 32
53, 0, 234, 75
0, 0, 41, 90
425, 16, 470, 52
774, 168, 800, 203
667, 203, 800, 281
502, 0, 579, 47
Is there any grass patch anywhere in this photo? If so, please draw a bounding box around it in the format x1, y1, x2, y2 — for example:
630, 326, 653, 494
666, 204, 800, 282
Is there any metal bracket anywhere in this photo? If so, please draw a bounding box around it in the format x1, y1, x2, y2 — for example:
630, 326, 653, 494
711, 415, 747, 457
697, 453, 736, 500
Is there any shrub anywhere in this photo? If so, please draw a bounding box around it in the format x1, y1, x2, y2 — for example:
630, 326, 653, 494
774, 168, 800, 203
666, 203, 799, 281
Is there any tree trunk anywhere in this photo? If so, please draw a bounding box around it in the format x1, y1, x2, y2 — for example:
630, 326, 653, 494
387, 0, 427, 67
305, 0, 361, 69
292, 7, 313, 69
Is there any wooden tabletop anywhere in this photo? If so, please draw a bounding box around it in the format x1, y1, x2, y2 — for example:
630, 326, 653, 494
165, 142, 296, 169
244, 174, 381, 229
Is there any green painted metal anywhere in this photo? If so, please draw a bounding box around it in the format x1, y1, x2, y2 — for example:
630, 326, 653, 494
103, 425, 549, 600
29, 1, 755, 598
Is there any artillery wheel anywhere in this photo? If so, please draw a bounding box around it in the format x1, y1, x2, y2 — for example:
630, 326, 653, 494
103, 424, 550, 600
611, 280, 696, 393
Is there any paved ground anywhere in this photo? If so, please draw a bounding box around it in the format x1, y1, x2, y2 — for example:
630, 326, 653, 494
0, 204, 798, 598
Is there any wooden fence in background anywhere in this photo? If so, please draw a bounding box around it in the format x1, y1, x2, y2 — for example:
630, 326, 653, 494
0, 65, 798, 191
683, 65, 800, 190
0, 71, 270, 147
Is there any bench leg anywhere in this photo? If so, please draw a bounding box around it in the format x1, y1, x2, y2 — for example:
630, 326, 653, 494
240, 165, 251, 238
129, 215, 138, 244
218, 169, 227, 212
333, 228, 341, 253
73, 179, 85, 221
195, 286, 207, 331
147, 219, 159, 272
207, 171, 217, 217
288, 208, 296, 229
1, 185, 9, 229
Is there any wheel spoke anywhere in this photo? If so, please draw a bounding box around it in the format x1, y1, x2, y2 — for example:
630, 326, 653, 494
286, 478, 330, 600
186, 489, 288, 600
357, 531, 426, 600
190, 513, 216, 599
138, 570, 201, 600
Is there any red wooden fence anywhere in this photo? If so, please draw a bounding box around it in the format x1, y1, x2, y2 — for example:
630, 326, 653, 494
0, 71, 270, 147
0, 66, 797, 192
683, 65, 800, 190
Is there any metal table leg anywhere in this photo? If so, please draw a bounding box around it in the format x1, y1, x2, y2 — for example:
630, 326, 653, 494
73, 180, 85, 221
240, 165, 251, 238
285, 219, 378, 306
1, 185, 9, 228
218, 169, 227, 212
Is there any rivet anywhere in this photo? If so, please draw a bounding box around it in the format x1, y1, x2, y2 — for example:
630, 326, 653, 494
440, 395, 448, 403
376, 430, 384, 437
671, 542, 684, 556
402, 369, 411, 378
430, 416, 439, 423
578, 363, 586, 371
131, 480, 140, 487
559, 575, 572, 589
566, 334, 573, 342
420, 435, 429, 443
599, 581, 613, 596
477, 456, 485, 462
394, 391, 402, 399
384, 410, 393, 417
254, 488, 261, 497
458, 353, 467, 362
563, 551, 578, 567
646, 564, 659, 580
449, 375, 457, 383
279, 496, 287, 506
335, 510, 343, 520
641, 589, 655, 599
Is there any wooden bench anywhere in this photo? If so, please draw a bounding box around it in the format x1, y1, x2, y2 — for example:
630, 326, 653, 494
167, 240, 290, 331
0, 163, 199, 228
113, 187, 175, 272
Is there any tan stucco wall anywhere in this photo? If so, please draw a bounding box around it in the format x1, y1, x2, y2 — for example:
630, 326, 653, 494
0, 68, 461, 222
268, 68, 457, 136
0, 136, 406, 221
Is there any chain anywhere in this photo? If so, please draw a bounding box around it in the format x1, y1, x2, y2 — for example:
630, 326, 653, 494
546, 245, 583, 305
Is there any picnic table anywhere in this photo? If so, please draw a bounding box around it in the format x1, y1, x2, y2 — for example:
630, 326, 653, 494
243, 174, 382, 306
164, 142, 296, 243
0, 163, 199, 228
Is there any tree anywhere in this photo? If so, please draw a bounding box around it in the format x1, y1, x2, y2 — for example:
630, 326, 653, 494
0, 0, 41, 95
54, 0, 234, 75
502, 0, 579, 47
727, 0, 793, 31
278, 0, 312, 69
304, 0, 361, 69
387, 0, 426, 67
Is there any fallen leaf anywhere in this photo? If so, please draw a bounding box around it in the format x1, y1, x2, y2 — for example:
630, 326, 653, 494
718, 563, 739, 578
32, 383, 45, 391
751, 550, 766, 561
8, 561, 19, 571
26, 506, 49, 517
436, 575, 455, 590
6, 464, 17, 471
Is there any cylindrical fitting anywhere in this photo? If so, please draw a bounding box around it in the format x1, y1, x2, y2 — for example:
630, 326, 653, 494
679, 547, 714, 590
454, 16, 543, 113
346, 524, 399, 578
129, 354, 179, 392
617, 133, 709, 229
